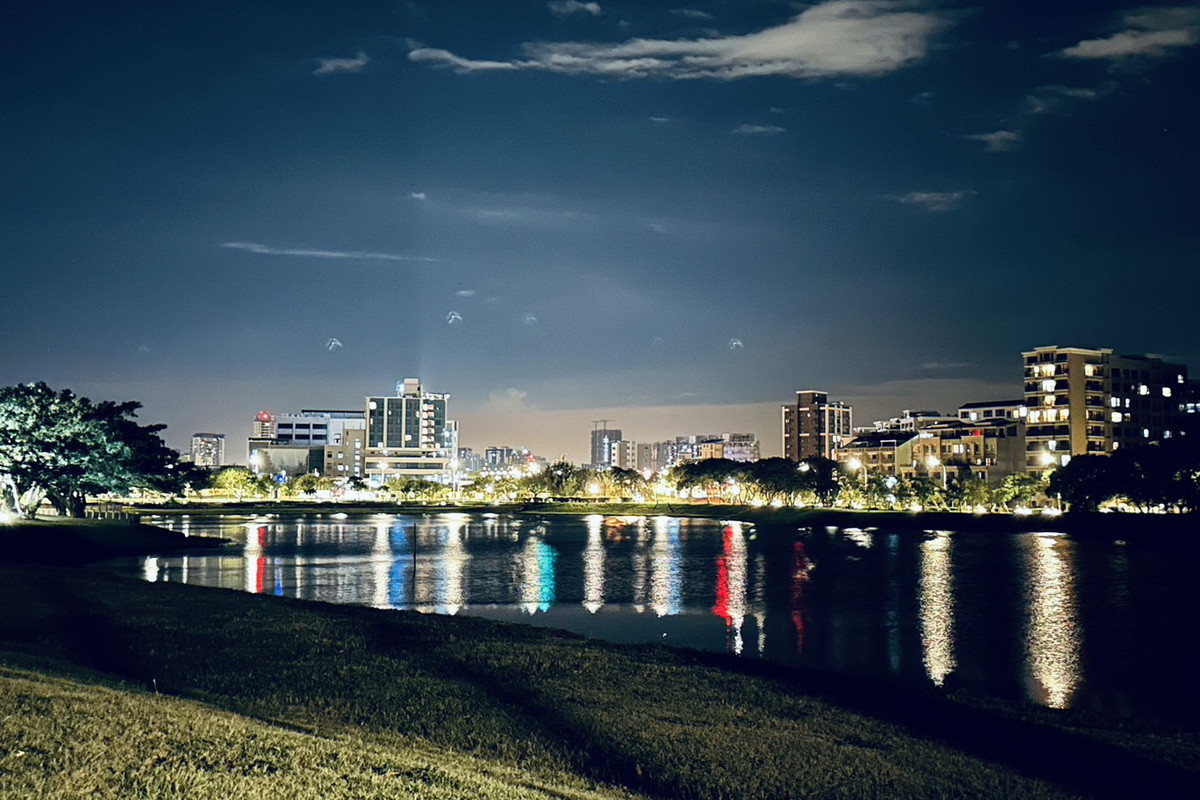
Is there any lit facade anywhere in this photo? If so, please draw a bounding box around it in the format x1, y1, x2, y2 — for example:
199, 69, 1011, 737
362, 378, 453, 483
322, 426, 366, 478
189, 433, 225, 467
1022, 346, 1188, 474
782, 390, 852, 461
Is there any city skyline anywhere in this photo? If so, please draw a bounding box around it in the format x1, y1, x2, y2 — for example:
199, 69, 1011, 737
4, 1, 1198, 462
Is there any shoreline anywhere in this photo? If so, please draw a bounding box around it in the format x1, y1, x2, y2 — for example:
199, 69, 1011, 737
123, 500, 1199, 539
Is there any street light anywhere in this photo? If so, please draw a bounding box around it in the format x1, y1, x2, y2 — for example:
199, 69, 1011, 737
846, 457, 868, 484
925, 456, 947, 489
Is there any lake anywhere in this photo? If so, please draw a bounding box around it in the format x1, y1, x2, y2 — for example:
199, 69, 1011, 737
124, 512, 1200, 724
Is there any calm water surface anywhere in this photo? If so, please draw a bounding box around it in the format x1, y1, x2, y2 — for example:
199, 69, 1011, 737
124, 513, 1200, 724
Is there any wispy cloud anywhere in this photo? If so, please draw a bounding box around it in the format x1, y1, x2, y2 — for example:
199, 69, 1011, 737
921, 361, 974, 370
732, 123, 785, 135
964, 129, 1022, 152
1021, 83, 1107, 114
313, 51, 370, 75
649, 115, 673, 122
549, 1, 601, 17
672, 8, 714, 20
409, 191, 427, 200
1058, 5, 1200, 60
409, 1, 952, 80
219, 242, 437, 262
466, 206, 586, 227
890, 191, 968, 211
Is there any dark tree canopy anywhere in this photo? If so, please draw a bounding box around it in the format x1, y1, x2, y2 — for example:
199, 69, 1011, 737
0, 382, 192, 517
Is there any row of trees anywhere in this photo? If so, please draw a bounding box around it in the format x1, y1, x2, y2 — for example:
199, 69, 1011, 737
1048, 442, 1200, 512
0, 382, 197, 517
463, 456, 1052, 512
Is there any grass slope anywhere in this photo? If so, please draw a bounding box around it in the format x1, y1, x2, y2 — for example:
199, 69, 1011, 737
0, 667, 639, 800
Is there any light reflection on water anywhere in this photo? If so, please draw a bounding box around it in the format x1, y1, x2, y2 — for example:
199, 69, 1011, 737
919, 532, 955, 687
1025, 534, 1081, 709
126, 512, 1198, 723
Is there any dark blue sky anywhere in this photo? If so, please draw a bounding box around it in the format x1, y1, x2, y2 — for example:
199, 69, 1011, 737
3, 1, 1198, 461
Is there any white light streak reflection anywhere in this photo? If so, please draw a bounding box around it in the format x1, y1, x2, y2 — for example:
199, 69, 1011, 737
435, 517, 469, 614
583, 515, 605, 613
650, 517, 683, 617
919, 532, 955, 687
1025, 534, 1081, 709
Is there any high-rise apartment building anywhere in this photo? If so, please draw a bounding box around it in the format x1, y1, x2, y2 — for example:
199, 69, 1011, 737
362, 378, 453, 482
590, 425, 622, 469
782, 390, 853, 461
1022, 346, 1189, 473
189, 433, 225, 467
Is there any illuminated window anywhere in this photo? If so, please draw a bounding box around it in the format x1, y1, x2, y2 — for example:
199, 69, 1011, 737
1111, 412, 1123, 423
1139, 384, 1149, 395
1084, 364, 1095, 377
1043, 395, 1055, 406
1163, 387, 1172, 398
1143, 429, 1150, 438
1041, 379, 1056, 392
1110, 397, 1120, 408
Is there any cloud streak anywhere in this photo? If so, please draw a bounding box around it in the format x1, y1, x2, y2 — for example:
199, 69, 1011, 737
409, 0, 952, 80
732, 123, 785, 135
1058, 5, 1200, 60
313, 51, 370, 75
964, 129, 1021, 152
891, 191, 967, 211
219, 242, 437, 262
549, 1, 601, 16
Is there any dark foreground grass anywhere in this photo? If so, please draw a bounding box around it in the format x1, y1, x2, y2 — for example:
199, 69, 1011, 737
0, 666, 639, 800
0, 518, 226, 564
1, 564, 1198, 799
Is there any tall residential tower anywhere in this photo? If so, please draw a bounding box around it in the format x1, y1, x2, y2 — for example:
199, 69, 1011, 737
782, 390, 852, 461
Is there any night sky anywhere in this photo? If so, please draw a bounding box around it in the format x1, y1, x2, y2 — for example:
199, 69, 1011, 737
3, 1, 1198, 463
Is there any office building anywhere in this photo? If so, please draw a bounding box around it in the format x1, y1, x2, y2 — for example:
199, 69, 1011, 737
275, 409, 365, 447
782, 391, 853, 461
189, 433, 225, 468
1022, 345, 1189, 474
251, 411, 276, 439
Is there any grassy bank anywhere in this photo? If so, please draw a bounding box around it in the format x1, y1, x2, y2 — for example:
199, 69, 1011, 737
0, 526, 1197, 798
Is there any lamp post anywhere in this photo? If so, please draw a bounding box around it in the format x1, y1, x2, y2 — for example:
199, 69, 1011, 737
926, 456, 947, 489
846, 457, 868, 485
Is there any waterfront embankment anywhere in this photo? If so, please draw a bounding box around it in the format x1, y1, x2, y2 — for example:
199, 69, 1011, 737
131, 499, 1199, 539
0, 520, 1198, 798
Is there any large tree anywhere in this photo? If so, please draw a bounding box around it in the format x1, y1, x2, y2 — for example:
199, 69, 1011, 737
0, 382, 193, 517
